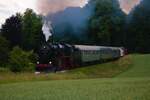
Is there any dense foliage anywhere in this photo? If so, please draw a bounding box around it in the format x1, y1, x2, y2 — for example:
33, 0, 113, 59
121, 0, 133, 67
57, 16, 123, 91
0, 36, 10, 66
1, 14, 22, 47
9, 46, 35, 72
0, 9, 44, 71
88, 0, 150, 53
89, 0, 126, 46
22, 9, 45, 51
1, 9, 45, 51
125, 0, 150, 53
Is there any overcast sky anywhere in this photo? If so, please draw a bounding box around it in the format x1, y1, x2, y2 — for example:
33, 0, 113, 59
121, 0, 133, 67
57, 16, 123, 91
119, 0, 141, 13
0, 0, 140, 26
0, 0, 37, 25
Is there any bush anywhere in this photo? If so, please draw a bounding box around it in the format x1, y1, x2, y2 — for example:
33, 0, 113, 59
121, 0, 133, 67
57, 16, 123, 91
9, 46, 35, 72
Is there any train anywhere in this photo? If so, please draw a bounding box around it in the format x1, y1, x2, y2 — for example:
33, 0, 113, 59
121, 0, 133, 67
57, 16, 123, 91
36, 43, 127, 72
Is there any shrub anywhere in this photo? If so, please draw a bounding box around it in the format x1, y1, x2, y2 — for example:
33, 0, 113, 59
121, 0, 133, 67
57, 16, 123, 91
9, 46, 35, 72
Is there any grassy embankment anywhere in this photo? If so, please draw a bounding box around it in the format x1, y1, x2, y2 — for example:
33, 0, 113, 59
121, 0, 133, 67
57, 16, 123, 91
0, 55, 131, 84
0, 54, 150, 100
0, 78, 150, 100
116, 54, 150, 77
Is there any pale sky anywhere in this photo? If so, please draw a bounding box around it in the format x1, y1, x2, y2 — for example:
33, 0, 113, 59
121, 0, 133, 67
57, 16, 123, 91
119, 0, 141, 13
0, 0, 140, 26
0, 0, 37, 25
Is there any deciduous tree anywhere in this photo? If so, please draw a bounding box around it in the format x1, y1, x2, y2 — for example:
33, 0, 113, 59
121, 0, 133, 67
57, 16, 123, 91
1, 13, 23, 47
22, 8, 45, 51
126, 0, 150, 53
89, 0, 126, 46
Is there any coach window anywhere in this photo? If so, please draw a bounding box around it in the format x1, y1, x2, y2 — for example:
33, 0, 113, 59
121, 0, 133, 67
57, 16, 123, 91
84, 51, 86, 55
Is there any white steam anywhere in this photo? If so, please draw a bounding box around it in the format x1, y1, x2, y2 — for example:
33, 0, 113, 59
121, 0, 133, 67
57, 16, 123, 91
42, 21, 52, 41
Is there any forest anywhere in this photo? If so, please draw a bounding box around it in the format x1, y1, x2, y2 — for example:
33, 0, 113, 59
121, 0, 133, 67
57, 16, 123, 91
0, 0, 150, 72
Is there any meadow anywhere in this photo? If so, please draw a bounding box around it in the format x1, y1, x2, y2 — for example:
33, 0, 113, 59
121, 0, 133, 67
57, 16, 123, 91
0, 54, 150, 100
0, 78, 150, 100
0, 55, 131, 84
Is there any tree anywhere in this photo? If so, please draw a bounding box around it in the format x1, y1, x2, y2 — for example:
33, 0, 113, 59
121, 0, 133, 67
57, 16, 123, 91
89, 0, 126, 46
22, 8, 45, 51
1, 13, 23, 47
0, 36, 10, 66
126, 0, 150, 53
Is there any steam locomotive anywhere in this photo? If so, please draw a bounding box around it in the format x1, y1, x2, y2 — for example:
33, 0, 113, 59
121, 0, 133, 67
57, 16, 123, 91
36, 43, 126, 72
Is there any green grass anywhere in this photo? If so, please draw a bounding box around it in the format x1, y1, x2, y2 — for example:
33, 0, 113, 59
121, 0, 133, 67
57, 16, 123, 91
0, 55, 131, 84
0, 78, 150, 100
0, 54, 150, 100
117, 54, 150, 77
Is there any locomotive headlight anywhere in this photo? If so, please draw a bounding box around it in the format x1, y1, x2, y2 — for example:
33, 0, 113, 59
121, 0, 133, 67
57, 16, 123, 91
49, 61, 52, 64
37, 61, 40, 64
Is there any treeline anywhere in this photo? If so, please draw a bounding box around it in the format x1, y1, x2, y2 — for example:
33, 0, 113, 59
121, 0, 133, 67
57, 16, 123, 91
0, 9, 45, 72
88, 0, 150, 53
50, 0, 150, 53
125, 0, 150, 53
88, 0, 125, 46
0, 0, 150, 72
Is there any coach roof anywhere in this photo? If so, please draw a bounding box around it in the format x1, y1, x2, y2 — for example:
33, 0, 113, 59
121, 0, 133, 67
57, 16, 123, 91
74, 45, 101, 51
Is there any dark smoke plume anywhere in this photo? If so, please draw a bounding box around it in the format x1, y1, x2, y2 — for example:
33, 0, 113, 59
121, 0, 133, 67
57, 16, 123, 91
39, 0, 140, 43
37, 0, 88, 15
37, 0, 93, 42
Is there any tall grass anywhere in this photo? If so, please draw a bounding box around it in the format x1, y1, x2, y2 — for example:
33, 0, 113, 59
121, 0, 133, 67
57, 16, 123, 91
117, 54, 150, 77
0, 54, 150, 100
0, 78, 150, 100
0, 55, 131, 84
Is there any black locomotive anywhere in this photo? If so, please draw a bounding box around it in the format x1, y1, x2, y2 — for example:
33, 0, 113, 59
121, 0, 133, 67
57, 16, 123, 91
36, 43, 126, 72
